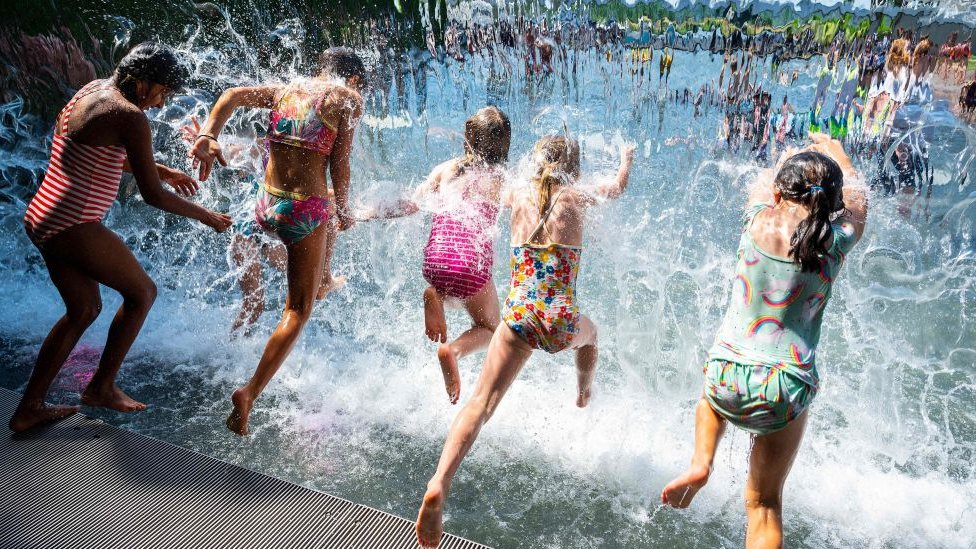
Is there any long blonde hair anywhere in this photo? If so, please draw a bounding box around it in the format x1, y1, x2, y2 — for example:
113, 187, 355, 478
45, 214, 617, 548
531, 135, 581, 218
456, 106, 511, 176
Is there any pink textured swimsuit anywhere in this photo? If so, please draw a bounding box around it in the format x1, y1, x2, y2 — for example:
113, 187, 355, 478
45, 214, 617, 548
422, 199, 500, 300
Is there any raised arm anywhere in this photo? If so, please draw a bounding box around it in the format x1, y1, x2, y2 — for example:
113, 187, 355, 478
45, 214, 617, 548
188, 86, 278, 181
589, 143, 636, 200
804, 133, 867, 240
119, 110, 230, 232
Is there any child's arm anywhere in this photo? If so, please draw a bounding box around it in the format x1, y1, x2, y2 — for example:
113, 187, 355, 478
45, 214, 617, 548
355, 199, 420, 222
356, 160, 453, 222
588, 143, 636, 200
122, 159, 199, 196
188, 86, 278, 181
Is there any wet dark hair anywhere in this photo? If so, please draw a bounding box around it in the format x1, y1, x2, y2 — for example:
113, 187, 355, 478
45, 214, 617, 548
114, 42, 188, 99
773, 151, 845, 272
318, 47, 366, 85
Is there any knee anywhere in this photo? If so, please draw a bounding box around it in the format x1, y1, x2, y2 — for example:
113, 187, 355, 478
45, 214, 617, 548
466, 392, 496, 422
284, 297, 315, 323
68, 300, 102, 326
126, 280, 157, 311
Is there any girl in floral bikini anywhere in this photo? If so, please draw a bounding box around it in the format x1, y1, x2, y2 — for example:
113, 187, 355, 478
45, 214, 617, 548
415, 136, 635, 548
189, 48, 365, 435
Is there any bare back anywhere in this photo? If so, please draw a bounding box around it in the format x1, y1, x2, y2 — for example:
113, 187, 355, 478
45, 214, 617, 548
264, 80, 363, 198
58, 80, 140, 147
508, 183, 588, 247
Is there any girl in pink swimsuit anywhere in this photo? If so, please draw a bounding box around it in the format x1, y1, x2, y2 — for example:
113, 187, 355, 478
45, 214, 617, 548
418, 107, 511, 404
364, 107, 511, 404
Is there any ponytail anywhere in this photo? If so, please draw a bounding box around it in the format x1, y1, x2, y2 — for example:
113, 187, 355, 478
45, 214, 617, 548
774, 151, 845, 272
530, 135, 580, 218
534, 165, 558, 218
789, 185, 834, 271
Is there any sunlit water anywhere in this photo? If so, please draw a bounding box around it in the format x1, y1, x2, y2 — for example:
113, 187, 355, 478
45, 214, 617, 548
1, 12, 975, 549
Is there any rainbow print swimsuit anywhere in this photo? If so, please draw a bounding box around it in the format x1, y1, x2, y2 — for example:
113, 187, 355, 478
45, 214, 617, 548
704, 203, 858, 434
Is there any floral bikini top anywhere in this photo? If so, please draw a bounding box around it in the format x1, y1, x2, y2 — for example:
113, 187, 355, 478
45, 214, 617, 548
267, 85, 339, 156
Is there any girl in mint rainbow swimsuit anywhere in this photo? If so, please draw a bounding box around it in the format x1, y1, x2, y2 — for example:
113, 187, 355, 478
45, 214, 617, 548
661, 134, 868, 549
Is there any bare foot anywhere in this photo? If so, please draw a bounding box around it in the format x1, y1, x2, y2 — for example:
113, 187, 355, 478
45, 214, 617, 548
576, 386, 592, 408
8, 402, 80, 433
81, 384, 146, 412
416, 484, 446, 548
316, 275, 347, 301
423, 287, 447, 343
437, 344, 461, 404
660, 464, 711, 508
226, 388, 253, 436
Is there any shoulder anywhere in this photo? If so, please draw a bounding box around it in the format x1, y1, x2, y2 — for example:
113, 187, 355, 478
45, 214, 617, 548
430, 159, 459, 181
328, 86, 364, 113
100, 100, 148, 133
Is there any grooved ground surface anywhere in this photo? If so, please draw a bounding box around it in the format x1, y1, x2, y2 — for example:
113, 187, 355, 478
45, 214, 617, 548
0, 387, 489, 549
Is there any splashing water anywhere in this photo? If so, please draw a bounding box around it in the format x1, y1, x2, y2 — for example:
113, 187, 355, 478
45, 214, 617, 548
0, 7, 975, 549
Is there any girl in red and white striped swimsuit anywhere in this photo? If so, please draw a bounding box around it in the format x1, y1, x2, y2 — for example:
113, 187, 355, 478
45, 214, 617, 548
23, 81, 127, 243
10, 42, 230, 434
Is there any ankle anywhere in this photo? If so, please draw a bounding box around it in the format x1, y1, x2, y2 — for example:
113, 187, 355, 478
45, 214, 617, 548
15, 398, 45, 412
234, 386, 255, 400
689, 460, 713, 479
83, 380, 112, 395
425, 478, 449, 499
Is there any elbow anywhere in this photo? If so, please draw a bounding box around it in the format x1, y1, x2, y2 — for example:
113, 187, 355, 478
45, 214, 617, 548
142, 190, 166, 209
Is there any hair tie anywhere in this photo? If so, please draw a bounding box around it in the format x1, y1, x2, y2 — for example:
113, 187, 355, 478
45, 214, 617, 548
808, 186, 824, 195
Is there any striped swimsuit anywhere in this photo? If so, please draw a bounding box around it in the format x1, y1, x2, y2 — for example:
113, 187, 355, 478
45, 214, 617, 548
422, 200, 499, 300
24, 81, 126, 244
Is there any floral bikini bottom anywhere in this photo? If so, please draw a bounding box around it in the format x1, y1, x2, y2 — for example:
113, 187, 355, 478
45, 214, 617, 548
254, 184, 329, 246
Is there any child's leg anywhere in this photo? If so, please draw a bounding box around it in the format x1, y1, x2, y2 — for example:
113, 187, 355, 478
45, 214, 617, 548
423, 286, 448, 343
744, 411, 808, 549
230, 234, 265, 333
570, 315, 598, 408
227, 226, 327, 436
661, 398, 727, 508
417, 324, 533, 548
9, 254, 96, 432
438, 280, 500, 404
316, 213, 346, 300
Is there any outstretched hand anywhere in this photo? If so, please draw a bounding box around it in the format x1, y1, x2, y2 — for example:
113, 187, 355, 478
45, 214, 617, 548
805, 132, 857, 179
203, 210, 232, 233
186, 115, 227, 181
162, 169, 200, 196
620, 142, 636, 164
180, 116, 201, 144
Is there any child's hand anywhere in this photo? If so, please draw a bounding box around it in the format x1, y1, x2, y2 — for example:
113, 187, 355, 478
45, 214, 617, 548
180, 116, 201, 144
203, 210, 232, 232
163, 169, 200, 196
189, 134, 227, 181
337, 212, 355, 231
620, 143, 636, 164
